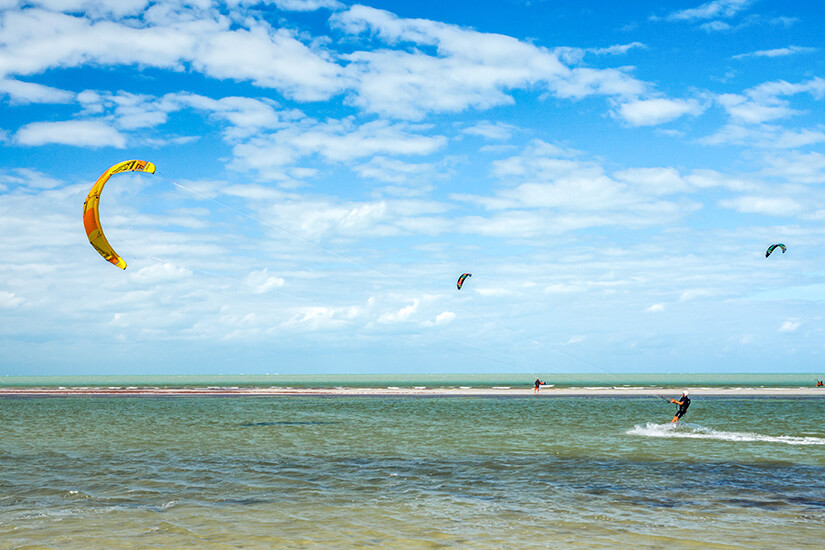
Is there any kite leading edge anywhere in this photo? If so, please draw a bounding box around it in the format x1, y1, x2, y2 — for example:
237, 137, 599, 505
82, 160, 156, 269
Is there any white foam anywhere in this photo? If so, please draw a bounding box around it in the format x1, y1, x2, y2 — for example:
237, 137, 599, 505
626, 422, 825, 446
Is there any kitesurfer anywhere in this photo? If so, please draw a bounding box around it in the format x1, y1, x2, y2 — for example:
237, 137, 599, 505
670, 391, 690, 423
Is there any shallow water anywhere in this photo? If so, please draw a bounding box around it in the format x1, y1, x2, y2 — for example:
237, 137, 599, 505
2, 372, 823, 389
2, 395, 824, 548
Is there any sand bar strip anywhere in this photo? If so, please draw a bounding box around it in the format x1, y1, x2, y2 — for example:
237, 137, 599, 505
1, 387, 824, 397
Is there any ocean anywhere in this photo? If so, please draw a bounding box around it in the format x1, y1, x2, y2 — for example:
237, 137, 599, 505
1, 375, 824, 548
1, 372, 822, 389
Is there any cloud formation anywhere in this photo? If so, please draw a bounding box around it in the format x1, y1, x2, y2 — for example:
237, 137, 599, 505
617, 97, 705, 126
15, 119, 126, 147
2, 1, 825, 375
665, 0, 752, 22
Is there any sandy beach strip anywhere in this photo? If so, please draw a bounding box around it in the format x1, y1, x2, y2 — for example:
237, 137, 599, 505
1, 386, 824, 397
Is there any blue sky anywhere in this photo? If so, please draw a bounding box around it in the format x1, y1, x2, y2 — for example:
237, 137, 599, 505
2, 0, 825, 376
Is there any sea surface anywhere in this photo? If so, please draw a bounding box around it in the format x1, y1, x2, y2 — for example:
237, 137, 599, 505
2, 375, 824, 549
2, 372, 823, 389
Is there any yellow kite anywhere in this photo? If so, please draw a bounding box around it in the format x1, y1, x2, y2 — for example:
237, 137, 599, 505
82, 160, 155, 269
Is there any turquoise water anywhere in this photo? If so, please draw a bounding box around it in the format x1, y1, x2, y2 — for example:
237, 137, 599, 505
1, 372, 823, 388
2, 391, 824, 548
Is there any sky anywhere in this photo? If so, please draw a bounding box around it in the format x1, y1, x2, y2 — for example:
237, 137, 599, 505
1, 0, 825, 376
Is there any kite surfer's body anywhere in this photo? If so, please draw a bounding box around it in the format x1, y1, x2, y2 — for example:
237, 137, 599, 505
670, 391, 690, 423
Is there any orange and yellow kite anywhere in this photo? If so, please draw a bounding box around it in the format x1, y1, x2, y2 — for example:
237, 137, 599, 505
82, 160, 155, 269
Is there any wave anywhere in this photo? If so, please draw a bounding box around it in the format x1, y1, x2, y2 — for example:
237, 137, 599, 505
626, 422, 825, 446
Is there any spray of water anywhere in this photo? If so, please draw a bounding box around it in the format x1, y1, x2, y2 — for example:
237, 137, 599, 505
626, 422, 825, 446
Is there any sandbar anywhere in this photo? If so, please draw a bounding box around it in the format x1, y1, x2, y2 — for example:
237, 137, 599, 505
0, 386, 823, 397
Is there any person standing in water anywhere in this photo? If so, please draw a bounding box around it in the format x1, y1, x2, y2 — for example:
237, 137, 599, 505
670, 391, 690, 423
534, 379, 542, 393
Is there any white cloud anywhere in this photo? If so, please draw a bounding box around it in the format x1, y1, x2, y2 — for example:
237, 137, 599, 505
15, 119, 126, 147
72, 90, 302, 148
613, 167, 691, 195
284, 304, 364, 330
679, 289, 715, 301
230, 118, 447, 180
0, 3, 663, 134
0, 290, 24, 308
733, 46, 816, 59
747, 78, 825, 101
434, 311, 455, 324
245, 193, 448, 241
453, 141, 705, 237
191, 25, 345, 101
0, 78, 74, 104
646, 303, 665, 313
778, 320, 800, 333
552, 67, 647, 99
544, 283, 586, 294
684, 169, 756, 192
246, 268, 286, 294
353, 156, 437, 185
665, 0, 752, 22
759, 152, 825, 184
180, 95, 293, 137
331, 5, 646, 119
229, 0, 342, 11
556, 42, 646, 65
716, 93, 797, 124
130, 262, 193, 283
588, 42, 646, 56
23, 1, 152, 18
699, 20, 731, 32
222, 183, 291, 202
701, 124, 825, 149
489, 141, 695, 208
378, 300, 419, 323
0, 168, 61, 189
718, 196, 804, 216
0, 9, 200, 75
422, 310, 455, 326
0, 8, 344, 102
716, 78, 825, 125
110, 312, 129, 328
339, 48, 521, 119
616, 97, 705, 126
462, 121, 515, 140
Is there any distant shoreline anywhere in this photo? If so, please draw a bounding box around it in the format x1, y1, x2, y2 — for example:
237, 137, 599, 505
1, 386, 824, 397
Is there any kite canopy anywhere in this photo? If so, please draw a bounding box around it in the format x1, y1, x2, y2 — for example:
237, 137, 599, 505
765, 243, 786, 258
82, 160, 155, 269
456, 273, 472, 290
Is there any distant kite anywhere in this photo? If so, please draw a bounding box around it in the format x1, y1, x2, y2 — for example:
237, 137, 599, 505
765, 243, 786, 258
83, 160, 156, 269
457, 273, 472, 290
